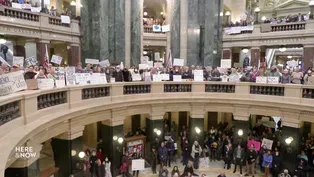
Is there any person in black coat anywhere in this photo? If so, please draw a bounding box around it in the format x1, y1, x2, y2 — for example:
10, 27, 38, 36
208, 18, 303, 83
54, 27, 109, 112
245, 144, 258, 176
151, 147, 158, 174
123, 68, 131, 82
181, 161, 198, 177
89, 150, 98, 175
94, 159, 105, 177
223, 143, 233, 169
113, 66, 124, 82
272, 151, 281, 177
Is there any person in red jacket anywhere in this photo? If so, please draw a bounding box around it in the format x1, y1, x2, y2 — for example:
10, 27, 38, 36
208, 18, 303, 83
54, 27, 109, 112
96, 148, 104, 163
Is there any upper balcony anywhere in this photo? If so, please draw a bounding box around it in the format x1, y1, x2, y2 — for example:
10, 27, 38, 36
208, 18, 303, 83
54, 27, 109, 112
143, 26, 167, 46
0, 5, 80, 44
222, 20, 314, 48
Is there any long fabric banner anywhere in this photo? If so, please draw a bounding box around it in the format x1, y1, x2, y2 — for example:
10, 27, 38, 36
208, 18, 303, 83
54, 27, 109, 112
224, 26, 254, 35
0, 71, 27, 96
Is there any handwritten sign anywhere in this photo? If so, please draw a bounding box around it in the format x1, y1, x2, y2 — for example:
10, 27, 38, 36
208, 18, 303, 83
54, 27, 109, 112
13, 56, 24, 67
256, 76, 267, 84
152, 74, 162, 81
139, 64, 148, 70
25, 56, 37, 66
99, 73, 107, 84
141, 56, 149, 64
267, 77, 279, 84
221, 75, 229, 82
173, 75, 182, 82
61, 15, 71, 24
247, 140, 261, 151
55, 80, 65, 88
0, 71, 27, 96
90, 73, 101, 84
132, 74, 142, 81
65, 67, 75, 86
154, 62, 163, 68
173, 58, 184, 66
99, 60, 110, 67
220, 59, 231, 68
38, 79, 55, 90
85, 58, 99, 65
161, 74, 169, 81
193, 70, 203, 81
51, 55, 63, 65
261, 138, 273, 150
132, 159, 145, 171
75, 73, 90, 85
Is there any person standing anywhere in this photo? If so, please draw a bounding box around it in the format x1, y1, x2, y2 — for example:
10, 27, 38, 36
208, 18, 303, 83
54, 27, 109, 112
245, 145, 257, 177
151, 147, 158, 174
113, 66, 124, 82
158, 142, 168, 169
191, 141, 202, 170
223, 143, 233, 169
262, 150, 273, 177
272, 150, 281, 177
233, 144, 245, 175
182, 139, 189, 166
89, 151, 98, 177
132, 149, 143, 177
94, 159, 105, 177
166, 138, 175, 167
103, 157, 111, 177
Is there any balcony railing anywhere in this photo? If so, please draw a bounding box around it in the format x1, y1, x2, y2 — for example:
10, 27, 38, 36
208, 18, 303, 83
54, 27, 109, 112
262, 22, 306, 32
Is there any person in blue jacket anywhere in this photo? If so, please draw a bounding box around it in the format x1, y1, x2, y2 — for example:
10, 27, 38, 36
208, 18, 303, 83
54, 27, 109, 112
262, 150, 273, 177
158, 142, 168, 169
166, 138, 175, 167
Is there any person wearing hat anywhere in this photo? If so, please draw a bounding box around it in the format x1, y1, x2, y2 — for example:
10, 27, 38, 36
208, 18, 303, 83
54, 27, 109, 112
151, 147, 158, 174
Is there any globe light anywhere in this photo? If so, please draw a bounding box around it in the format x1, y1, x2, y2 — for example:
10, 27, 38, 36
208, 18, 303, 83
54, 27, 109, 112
254, 7, 261, 12
118, 137, 124, 144
153, 128, 158, 133
238, 129, 244, 136
71, 150, 76, 156
225, 11, 231, 16
156, 130, 161, 136
285, 137, 292, 145
78, 151, 85, 159
160, 12, 164, 15
0, 39, 6, 44
195, 127, 201, 134
113, 136, 118, 141
144, 12, 148, 16
70, 1, 76, 6
261, 16, 267, 21
242, 48, 249, 54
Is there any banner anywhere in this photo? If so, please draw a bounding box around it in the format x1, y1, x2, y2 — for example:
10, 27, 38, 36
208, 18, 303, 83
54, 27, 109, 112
153, 25, 161, 32
99, 60, 110, 67
194, 70, 203, 81
247, 140, 261, 151
224, 26, 254, 35
173, 75, 182, 82
99, 73, 107, 84
75, 73, 90, 85
154, 62, 163, 68
25, 56, 37, 66
267, 77, 279, 84
152, 74, 162, 81
38, 79, 55, 90
256, 76, 267, 84
261, 138, 273, 150
90, 73, 101, 84
0, 71, 27, 96
85, 58, 99, 65
51, 55, 63, 65
65, 67, 75, 86
220, 59, 232, 68
0, 56, 11, 67
162, 24, 170, 32
173, 58, 184, 66
161, 74, 169, 81
61, 15, 71, 24
13, 56, 24, 67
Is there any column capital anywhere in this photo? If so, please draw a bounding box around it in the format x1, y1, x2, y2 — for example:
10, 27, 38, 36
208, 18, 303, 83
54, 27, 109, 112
55, 126, 85, 140
251, 46, 261, 50
233, 115, 249, 121
36, 39, 50, 44
281, 111, 301, 128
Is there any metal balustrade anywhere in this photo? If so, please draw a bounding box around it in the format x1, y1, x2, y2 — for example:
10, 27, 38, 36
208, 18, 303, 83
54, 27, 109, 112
123, 85, 151, 95
0, 6, 39, 21
271, 23, 306, 32
250, 86, 285, 96
37, 91, 67, 110
82, 87, 110, 99
303, 89, 314, 99
205, 84, 235, 93
164, 84, 192, 92
48, 16, 70, 27
0, 101, 20, 126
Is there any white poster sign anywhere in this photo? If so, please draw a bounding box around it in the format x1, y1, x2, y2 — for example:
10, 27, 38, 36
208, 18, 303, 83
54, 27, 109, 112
173, 75, 182, 82
90, 73, 101, 84
0, 71, 27, 96
132, 74, 142, 81
11, 3, 22, 9
152, 74, 162, 81
193, 70, 203, 81
132, 159, 145, 171
99, 73, 107, 84
75, 73, 90, 85
221, 75, 229, 82
173, 58, 184, 66
85, 58, 99, 65
61, 15, 71, 24
99, 60, 110, 67
256, 76, 267, 84
51, 55, 63, 65
154, 62, 163, 68
25, 56, 37, 66
65, 67, 75, 86
141, 56, 149, 64
267, 77, 279, 84
161, 74, 170, 81
147, 61, 153, 68
220, 59, 232, 68
55, 80, 65, 88
55, 67, 66, 80
0, 56, 11, 67
38, 79, 55, 90
139, 64, 148, 70
162, 24, 170, 32
287, 60, 298, 67
261, 138, 273, 150
44, 0, 50, 4
154, 52, 160, 61
153, 25, 162, 32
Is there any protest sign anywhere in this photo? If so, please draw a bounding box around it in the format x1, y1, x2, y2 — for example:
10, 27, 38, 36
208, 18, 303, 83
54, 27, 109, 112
256, 76, 267, 84
267, 77, 279, 84
193, 70, 203, 81
90, 73, 101, 84
25, 56, 37, 66
287, 60, 298, 68
153, 25, 161, 32
147, 61, 153, 68
154, 52, 160, 61
139, 64, 148, 70
161, 74, 169, 81
51, 55, 63, 65
99, 73, 107, 84
154, 62, 163, 68
220, 59, 231, 68
65, 67, 75, 86
173, 75, 182, 82
221, 75, 229, 82
85, 58, 99, 65
110, 78, 115, 83
152, 74, 162, 81
75, 73, 90, 85
55, 67, 65, 80
141, 56, 149, 64
0, 56, 11, 67
99, 60, 110, 67
55, 80, 65, 88
162, 24, 170, 32
247, 140, 261, 151
261, 138, 273, 150
132, 159, 145, 171
38, 79, 55, 90
61, 15, 71, 24
13, 56, 24, 67
0, 71, 27, 96
173, 59, 184, 66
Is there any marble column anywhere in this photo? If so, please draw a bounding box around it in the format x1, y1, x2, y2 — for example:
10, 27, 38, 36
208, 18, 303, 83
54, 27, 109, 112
68, 44, 80, 66
232, 116, 249, 147
36, 40, 50, 65
303, 45, 314, 70
170, 0, 180, 59
130, 0, 142, 66
180, 0, 187, 62
146, 118, 163, 142
250, 47, 260, 67
189, 117, 204, 146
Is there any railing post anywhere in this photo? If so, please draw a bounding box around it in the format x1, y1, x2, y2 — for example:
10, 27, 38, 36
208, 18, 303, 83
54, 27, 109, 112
284, 84, 302, 103
111, 83, 124, 101
22, 94, 38, 124
151, 82, 164, 97
235, 82, 250, 99
39, 13, 49, 27
69, 87, 83, 109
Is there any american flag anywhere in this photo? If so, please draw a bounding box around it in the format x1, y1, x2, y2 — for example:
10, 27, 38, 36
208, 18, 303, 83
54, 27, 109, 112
167, 49, 172, 68
43, 44, 49, 68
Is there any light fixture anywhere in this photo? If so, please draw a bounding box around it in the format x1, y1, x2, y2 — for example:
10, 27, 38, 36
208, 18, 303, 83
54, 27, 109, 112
144, 12, 148, 16
238, 129, 244, 136
80, 4, 83, 7
213, 50, 217, 54
113, 136, 118, 141
195, 127, 201, 134
71, 150, 76, 156
118, 137, 124, 144
225, 11, 231, 16
287, 56, 292, 59
143, 51, 148, 55
70, 1, 76, 6
220, 12, 223, 16
160, 12, 164, 15
254, 7, 261, 12
242, 48, 249, 54
153, 128, 158, 133
156, 130, 161, 136
261, 16, 267, 21
78, 151, 85, 159
285, 137, 293, 145
279, 46, 287, 52
309, 0, 314, 6
0, 38, 6, 44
